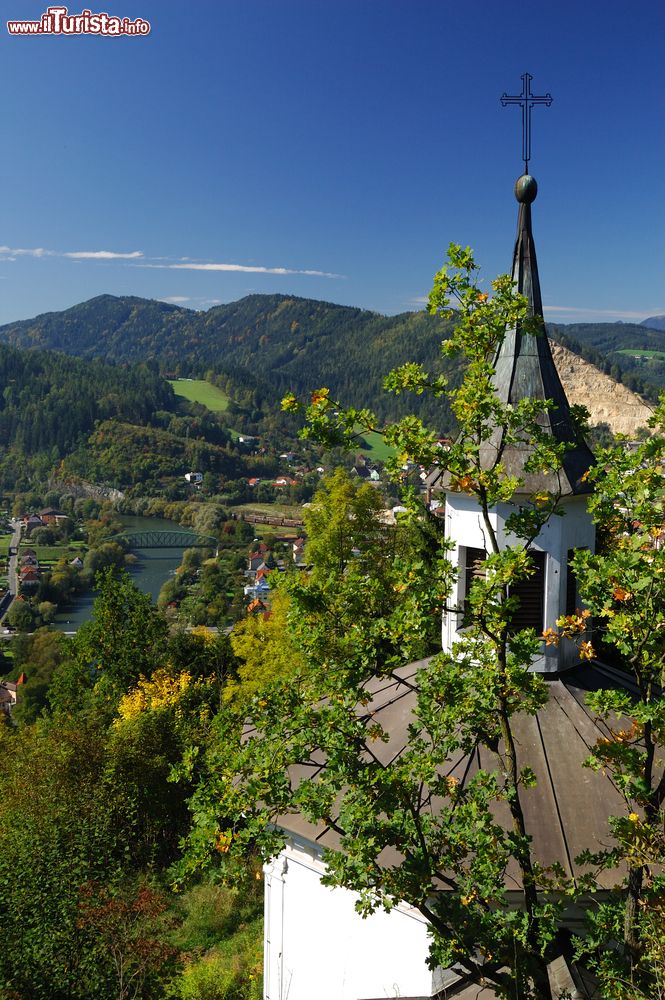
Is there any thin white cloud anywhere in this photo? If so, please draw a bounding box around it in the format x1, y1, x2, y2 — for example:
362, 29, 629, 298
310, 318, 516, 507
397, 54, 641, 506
0, 244, 143, 260
0, 244, 342, 279
139, 261, 343, 278
404, 298, 662, 322
544, 305, 662, 322
0, 245, 52, 258
63, 250, 143, 260
159, 295, 191, 304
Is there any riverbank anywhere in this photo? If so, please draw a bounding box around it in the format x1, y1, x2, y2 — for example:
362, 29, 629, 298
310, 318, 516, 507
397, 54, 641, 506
53, 514, 188, 631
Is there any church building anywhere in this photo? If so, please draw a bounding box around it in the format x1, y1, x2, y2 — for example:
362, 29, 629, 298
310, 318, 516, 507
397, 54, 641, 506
261, 162, 634, 1000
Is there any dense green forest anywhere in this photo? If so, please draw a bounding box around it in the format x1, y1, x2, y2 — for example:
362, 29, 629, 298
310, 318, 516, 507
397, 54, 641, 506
0, 294, 661, 426
0, 343, 172, 455
0, 340, 295, 494
74, 421, 243, 486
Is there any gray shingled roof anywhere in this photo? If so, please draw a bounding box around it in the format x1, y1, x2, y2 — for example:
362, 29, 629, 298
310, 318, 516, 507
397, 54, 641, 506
272, 657, 640, 891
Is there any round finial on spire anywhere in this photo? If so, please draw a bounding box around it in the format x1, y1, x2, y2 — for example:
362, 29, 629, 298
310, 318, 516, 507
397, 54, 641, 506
515, 174, 538, 203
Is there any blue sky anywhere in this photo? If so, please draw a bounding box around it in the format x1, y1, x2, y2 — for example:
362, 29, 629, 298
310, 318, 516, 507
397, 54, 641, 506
0, 0, 663, 325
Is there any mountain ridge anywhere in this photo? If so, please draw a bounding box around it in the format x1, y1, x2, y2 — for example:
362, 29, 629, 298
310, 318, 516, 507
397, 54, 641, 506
641, 314, 665, 332
0, 294, 660, 431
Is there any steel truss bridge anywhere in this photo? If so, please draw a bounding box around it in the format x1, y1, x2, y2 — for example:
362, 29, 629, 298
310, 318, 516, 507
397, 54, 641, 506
110, 530, 218, 550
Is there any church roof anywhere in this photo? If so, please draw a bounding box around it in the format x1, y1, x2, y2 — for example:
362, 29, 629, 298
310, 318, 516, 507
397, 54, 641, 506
478, 175, 595, 496
269, 657, 646, 892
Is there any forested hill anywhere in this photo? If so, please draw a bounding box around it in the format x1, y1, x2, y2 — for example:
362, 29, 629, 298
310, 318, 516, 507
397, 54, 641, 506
0, 342, 173, 456
0, 295, 189, 360
548, 321, 664, 356
0, 341, 269, 494
642, 314, 665, 332
0, 294, 457, 422
0, 294, 662, 420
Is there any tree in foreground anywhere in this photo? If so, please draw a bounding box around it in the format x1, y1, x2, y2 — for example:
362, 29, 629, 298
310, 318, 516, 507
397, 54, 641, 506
48, 568, 170, 717
186, 245, 607, 999
554, 399, 665, 999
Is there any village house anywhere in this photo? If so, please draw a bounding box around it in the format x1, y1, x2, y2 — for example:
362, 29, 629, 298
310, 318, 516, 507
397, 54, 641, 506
21, 513, 45, 535
38, 508, 67, 525
0, 673, 26, 716
351, 463, 381, 483
292, 538, 306, 566
19, 567, 40, 590
243, 574, 272, 600
247, 555, 269, 576
247, 597, 268, 615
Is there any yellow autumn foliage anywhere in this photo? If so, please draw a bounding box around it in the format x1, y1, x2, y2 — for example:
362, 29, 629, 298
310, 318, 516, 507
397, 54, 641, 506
117, 668, 193, 721
189, 624, 218, 644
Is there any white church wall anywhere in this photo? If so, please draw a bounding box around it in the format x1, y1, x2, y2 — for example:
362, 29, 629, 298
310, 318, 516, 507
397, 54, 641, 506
442, 492, 595, 672
264, 836, 433, 1000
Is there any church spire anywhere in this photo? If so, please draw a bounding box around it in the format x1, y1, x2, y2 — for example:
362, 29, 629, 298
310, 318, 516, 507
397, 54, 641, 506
481, 174, 595, 495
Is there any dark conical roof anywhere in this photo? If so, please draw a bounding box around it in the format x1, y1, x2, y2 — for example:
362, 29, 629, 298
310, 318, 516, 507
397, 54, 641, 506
479, 175, 594, 496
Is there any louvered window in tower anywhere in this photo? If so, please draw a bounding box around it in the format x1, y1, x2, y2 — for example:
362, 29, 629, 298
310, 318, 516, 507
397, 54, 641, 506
508, 550, 546, 633
565, 549, 577, 615
565, 547, 588, 615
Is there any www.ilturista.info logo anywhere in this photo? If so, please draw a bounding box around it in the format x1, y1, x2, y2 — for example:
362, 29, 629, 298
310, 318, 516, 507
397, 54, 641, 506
7, 6, 150, 35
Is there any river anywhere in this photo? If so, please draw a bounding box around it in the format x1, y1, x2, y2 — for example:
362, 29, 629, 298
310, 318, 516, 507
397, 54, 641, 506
53, 515, 191, 632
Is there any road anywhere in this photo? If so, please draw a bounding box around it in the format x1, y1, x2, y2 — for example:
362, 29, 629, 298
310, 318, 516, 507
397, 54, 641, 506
7, 519, 21, 595
0, 631, 77, 639
0, 519, 23, 622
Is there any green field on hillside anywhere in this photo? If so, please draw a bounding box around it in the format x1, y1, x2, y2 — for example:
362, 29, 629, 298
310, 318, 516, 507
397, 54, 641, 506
358, 430, 396, 462
615, 349, 665, 360
169, 379, 231, 411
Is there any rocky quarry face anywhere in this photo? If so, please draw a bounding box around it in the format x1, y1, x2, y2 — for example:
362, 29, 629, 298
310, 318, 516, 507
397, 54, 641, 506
551, 341, 653, 438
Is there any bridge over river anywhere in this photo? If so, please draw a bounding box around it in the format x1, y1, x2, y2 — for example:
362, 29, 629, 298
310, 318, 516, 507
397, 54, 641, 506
110, 530, 219, 551
46, 515, 214, 632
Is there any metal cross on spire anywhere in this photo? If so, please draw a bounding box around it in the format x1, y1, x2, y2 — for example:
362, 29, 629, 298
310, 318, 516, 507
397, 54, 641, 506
500, 72, 552, 173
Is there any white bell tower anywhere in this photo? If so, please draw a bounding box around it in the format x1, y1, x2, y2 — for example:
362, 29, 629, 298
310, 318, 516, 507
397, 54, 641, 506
439, 174, 596, 673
